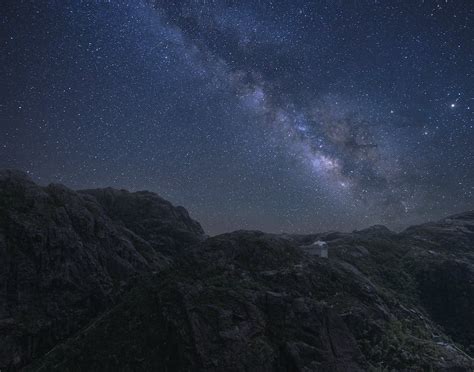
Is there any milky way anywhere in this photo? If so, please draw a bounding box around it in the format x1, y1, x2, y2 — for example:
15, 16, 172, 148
1, 1, 473, 234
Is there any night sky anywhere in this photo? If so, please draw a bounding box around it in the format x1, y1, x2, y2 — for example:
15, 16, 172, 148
1, 1, 473, 235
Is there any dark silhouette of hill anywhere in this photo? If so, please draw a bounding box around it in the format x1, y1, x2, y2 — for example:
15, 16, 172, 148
1, 170, 472, 371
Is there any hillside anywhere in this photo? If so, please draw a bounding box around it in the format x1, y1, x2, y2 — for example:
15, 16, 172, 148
0, 170, 472, 371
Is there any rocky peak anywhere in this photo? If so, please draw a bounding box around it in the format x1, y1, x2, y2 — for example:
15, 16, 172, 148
0, 170, 204, 369
80, 187, 205, 256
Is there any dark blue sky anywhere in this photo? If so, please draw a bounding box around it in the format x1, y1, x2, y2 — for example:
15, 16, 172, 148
1, 0, 473, 235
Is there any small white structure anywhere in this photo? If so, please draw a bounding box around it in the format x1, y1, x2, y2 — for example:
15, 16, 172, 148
300, 240, 328, 258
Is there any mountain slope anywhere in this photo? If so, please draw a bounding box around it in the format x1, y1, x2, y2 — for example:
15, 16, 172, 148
0, 170, 204, 370
29, 228, 474, 371
0, 170, 473, 371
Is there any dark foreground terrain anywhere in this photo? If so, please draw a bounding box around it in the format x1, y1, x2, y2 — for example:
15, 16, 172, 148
0, 169, 473, 371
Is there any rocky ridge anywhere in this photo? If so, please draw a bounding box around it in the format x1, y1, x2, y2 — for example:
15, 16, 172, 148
0, 169, 472, 371
0, 170, 204, 369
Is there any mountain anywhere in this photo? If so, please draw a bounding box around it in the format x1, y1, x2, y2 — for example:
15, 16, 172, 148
0, 170, 472, 371
0, 170, 204, 370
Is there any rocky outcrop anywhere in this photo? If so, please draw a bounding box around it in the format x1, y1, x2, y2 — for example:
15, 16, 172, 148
31, 228, 474, 371
1, 169, 473, 371
0, 170, 204, 370
400, 212, 474, 355
80, 187, 204, 257
27, 232, 367, 371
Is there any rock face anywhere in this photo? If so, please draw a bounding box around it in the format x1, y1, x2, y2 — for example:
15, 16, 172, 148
0, 170, 204, 370
26, 232, 367, 371
0, 169, 473, 371
401, 213, 474, 355
80, 188, 204, 257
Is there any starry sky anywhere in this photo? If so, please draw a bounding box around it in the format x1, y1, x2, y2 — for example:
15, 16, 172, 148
1, 1, 473, 235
